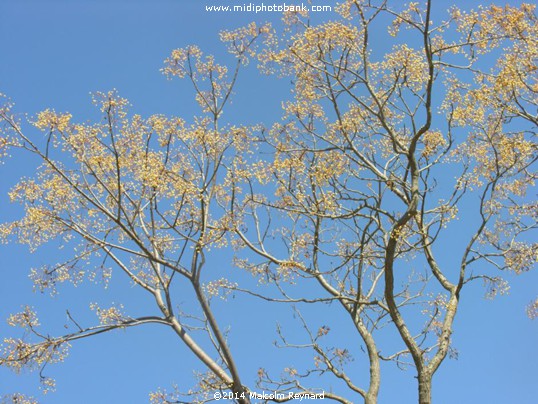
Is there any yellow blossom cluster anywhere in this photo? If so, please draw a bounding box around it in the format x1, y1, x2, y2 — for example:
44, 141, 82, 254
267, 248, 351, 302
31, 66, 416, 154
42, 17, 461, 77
0, 394, 39, 404
220, 22, 273, 64
91, 90, 129, 119
381, 45, 428, 92
7, 307, 40, 329
484, 277, 510, 299
527, 298, 538, 320
504, 242, 537, 274
0, 338, 70, 373
89, 303, 127, 326
33, 109, 72, 132
388, 2, 422, 37
39, 377, 56, 395
203, 278, 238, 300
421, 131, 448, 158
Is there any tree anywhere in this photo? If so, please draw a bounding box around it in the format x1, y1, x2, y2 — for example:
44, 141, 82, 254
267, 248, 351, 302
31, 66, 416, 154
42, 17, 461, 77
0, 1, 536, 403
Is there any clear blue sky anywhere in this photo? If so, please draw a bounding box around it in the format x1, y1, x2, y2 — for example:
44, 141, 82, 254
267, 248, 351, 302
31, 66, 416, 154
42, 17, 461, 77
0, 1, 536, 403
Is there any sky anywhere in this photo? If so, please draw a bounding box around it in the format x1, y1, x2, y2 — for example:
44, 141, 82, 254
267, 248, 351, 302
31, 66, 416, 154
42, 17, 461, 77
0, 1, 537, 403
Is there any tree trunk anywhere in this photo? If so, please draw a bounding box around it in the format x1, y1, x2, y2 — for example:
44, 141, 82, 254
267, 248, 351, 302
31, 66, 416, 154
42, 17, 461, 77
364, 394, 377, 404
418, 372, 432, 404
